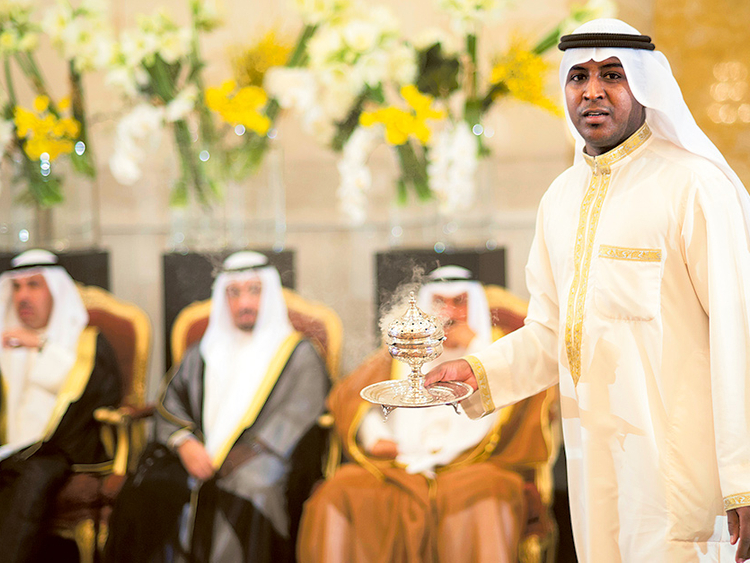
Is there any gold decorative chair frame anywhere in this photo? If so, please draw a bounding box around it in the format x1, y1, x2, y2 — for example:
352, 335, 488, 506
49, 284, 152, 563
323, 285, 560, 563
171, 288, 342, 379
169, 287, 343, 552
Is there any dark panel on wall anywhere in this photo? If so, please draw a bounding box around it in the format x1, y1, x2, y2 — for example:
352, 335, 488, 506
0, 249, 110, 289
374, 247, 506, 334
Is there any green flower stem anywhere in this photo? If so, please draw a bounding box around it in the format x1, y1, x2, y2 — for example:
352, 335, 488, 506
533, 25, 563, 55
188, 19, 218, 150
480, 81, 509, 113
69, 63, 96, 178
172, 118, 209, 206
288, 24, 317, 68
14, 52, 59, 117
465, 34, 478, 100
396, 141, 431, 202
148, 57, 177, 102
463, 33, 485, 153
331, 92, 367, 152
4, 57, 17, 108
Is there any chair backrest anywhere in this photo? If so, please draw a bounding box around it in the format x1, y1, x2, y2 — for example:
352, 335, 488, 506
78, 284, 152, 407
484, 285, 528, 335
171, 288, 343, 381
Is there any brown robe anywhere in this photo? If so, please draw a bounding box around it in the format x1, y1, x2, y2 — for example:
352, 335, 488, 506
298, 345, 556, 563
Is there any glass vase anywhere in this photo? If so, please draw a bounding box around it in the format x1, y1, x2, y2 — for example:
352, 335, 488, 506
0, 152, 99, 252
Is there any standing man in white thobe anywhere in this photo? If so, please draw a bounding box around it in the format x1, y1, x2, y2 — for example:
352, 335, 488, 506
426, 18, 750, 563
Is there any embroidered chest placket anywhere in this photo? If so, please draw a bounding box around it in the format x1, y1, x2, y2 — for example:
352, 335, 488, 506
563, 124, 652, 387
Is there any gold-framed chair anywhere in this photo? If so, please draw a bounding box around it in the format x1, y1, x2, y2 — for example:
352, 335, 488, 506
49, 284, 152, 563
170, 288, 343, 546
319, 284, 560, 563
171, 288, 342, 379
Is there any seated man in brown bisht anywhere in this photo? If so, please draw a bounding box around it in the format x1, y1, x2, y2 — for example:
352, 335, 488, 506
0, 249, 122, 563
105, 251, 329, 563
298, 265, 556, 563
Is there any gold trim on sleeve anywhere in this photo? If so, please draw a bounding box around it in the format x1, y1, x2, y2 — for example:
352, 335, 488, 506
598, 245, 662, 262
464, 354, 495, 413
724, 492, 750, 511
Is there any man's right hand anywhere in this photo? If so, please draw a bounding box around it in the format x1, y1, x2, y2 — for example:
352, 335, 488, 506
424, 359, 478, 390
368, 439, 398, 459
177, 438, 216, 481
2, 328, 42, 349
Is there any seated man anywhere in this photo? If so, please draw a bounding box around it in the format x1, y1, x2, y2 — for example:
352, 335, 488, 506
0, 249, 122, 563
106, 251, 329, 563
298, 266, 555, 563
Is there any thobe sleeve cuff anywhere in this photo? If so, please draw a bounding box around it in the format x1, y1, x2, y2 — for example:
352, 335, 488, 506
719, 464, 750, 510
167, 429, 196, 451
461, 354, 496, 417
724, 492, 750, 511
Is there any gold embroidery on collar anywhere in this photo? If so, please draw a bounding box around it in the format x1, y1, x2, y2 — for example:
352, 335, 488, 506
725, 492, 750, 511
599, 245, 662, 262
583, 122, 652, 174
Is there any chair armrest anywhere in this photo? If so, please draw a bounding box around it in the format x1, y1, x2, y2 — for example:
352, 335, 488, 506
317, 412, 334, 428
315, 412, 342, 479
94, 404, 155, 425
94, 404, 156, 476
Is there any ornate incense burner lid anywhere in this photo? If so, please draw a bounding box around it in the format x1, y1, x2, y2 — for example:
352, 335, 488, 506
385, 292, 445, 363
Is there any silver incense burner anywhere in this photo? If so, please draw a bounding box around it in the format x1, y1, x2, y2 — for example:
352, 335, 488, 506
360, 292, 474, 417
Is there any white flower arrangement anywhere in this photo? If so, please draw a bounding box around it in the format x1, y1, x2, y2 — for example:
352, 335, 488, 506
0, 0, 38, 55
190, 0, 223, 32
43, 0, 114, 74
294, 0, 353, 25
427, 120, 478, 213
111, 10, 191, 84
336, 125, 380, 224
437, 0, 509, 34
109, 103, 164, 186
107, 6, 223, 205
164, 84, 198, 123
264, 67, 337, 142
277, 1, 416, 147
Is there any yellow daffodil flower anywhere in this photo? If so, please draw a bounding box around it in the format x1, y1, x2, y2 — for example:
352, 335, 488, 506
13, 100, 81, 162
489, 39, 562, 117
360, 85, 446, 146
205, 83, 271, 135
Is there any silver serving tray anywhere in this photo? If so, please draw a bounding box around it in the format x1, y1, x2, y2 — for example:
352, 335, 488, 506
360, 379, 474, 411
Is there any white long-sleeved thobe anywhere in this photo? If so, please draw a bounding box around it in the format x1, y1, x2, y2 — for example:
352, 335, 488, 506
461, 123, 750, 562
